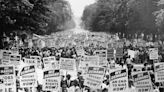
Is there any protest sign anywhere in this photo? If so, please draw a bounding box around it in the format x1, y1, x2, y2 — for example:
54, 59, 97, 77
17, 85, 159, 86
84, 66, 105, 89
132, 71, 153, 92
2, 50, 12, 65
83, 55, 99, 66
19, 65, 37, 88
43, 56, 56, 69
0, 65, 16, 92
43, 69, 60, 91
9, 54, 21, 69
107, 49, 114, 59
128, 49, 136, 59
0, 50, 3, 59
109, 68, 129, 92
116, 48, 124, 58
60, 58, 76, 71
132, 64, 144, 74
30, 56, 41, 61
30, 56, 42, 68
78, 60, 88, 75
94, 50, 107, 66
10, 47, 19, 55
154, 62, 164, 83
149, 48, 158, 60
24, 58, 37, 65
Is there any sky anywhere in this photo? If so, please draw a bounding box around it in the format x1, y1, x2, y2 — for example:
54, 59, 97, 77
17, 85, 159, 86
66, 0, 96, 17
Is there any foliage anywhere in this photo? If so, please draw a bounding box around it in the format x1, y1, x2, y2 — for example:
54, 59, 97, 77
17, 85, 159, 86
0, 0, 50, 35
46, 0, 75, 34
82, 0, 162, 39
0, 0, 74, 36
82, 0, 132, 36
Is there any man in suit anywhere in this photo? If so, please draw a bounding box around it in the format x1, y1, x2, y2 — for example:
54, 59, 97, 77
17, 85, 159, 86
65, 74, 72, 88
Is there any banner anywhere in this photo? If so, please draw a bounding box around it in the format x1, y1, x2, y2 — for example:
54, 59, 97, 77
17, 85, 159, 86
84, 67, 105, 88
43, 56, 56, 69
109, 68, 129, 92
154, 62, 164, 83
94, 50, 107, 66
2, 50, 12, 65
149, 48, 158, 60
116, 48, 124, 58
19, 65, 37, 88
60, 58, 76, 71
0, 65, 16, 92
132, 71, 153, 92
43, 69, 60, 91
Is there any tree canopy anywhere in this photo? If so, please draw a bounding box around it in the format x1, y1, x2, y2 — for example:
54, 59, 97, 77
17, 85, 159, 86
82, 0, 161, 39
0, 0, 73, 36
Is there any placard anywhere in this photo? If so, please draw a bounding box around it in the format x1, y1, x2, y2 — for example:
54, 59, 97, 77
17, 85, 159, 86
19, 65, 37, 88
30, 56, 41, 61
0, 50, 3, 59
43, 56, 56, 69
116, 48, 124, 58
30, 56, 42, 68
43, 69, 60, 91
84, 67, 105, 88
60, 58, 76, 71
107, 49, 114, 59
0, 65, 16, 92
149, 48, 158, 60
83, 55, 99, 66
154, 62, 164, 83
2, 50, 12, 65
128, 50, 136, 59
132, 71, 153, 92
24, 58, 37, 65
109, 68, 129, 92
94, 50, 107, 66
9, 54, 21, 67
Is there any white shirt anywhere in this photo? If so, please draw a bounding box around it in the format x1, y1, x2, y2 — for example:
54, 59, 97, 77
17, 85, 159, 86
130, 86, 136, 92
153, 88, 160, 92
67, 86, 75, 92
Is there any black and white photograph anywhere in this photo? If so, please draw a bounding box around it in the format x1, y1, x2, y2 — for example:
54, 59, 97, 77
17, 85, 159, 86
0, 0, 164, 92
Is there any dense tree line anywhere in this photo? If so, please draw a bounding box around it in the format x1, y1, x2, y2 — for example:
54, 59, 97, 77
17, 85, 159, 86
0, 0, 74, 36
82, 0, 164, 40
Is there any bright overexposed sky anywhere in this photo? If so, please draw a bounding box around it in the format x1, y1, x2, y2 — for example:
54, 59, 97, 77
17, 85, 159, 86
66, 0, 96, 17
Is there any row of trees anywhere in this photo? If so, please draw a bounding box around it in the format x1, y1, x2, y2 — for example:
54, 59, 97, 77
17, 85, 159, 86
0, 0, 74, 36
82, 0, 164, 40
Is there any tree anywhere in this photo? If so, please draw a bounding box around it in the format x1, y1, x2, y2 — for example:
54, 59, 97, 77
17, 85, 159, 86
0, 0, 51, 35
82, 0, 133, 38
46, 0, 74, 34
0, 0, 74, 35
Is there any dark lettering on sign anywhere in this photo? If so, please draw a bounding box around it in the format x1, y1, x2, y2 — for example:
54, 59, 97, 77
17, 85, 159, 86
110, 69, 127, 80
44, 70, 60, 79
20, 65, 35, 76
155, 64, 164, 72
88, 67, 104, 75
0, 66, 14, 75
133, 72, 149, 82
